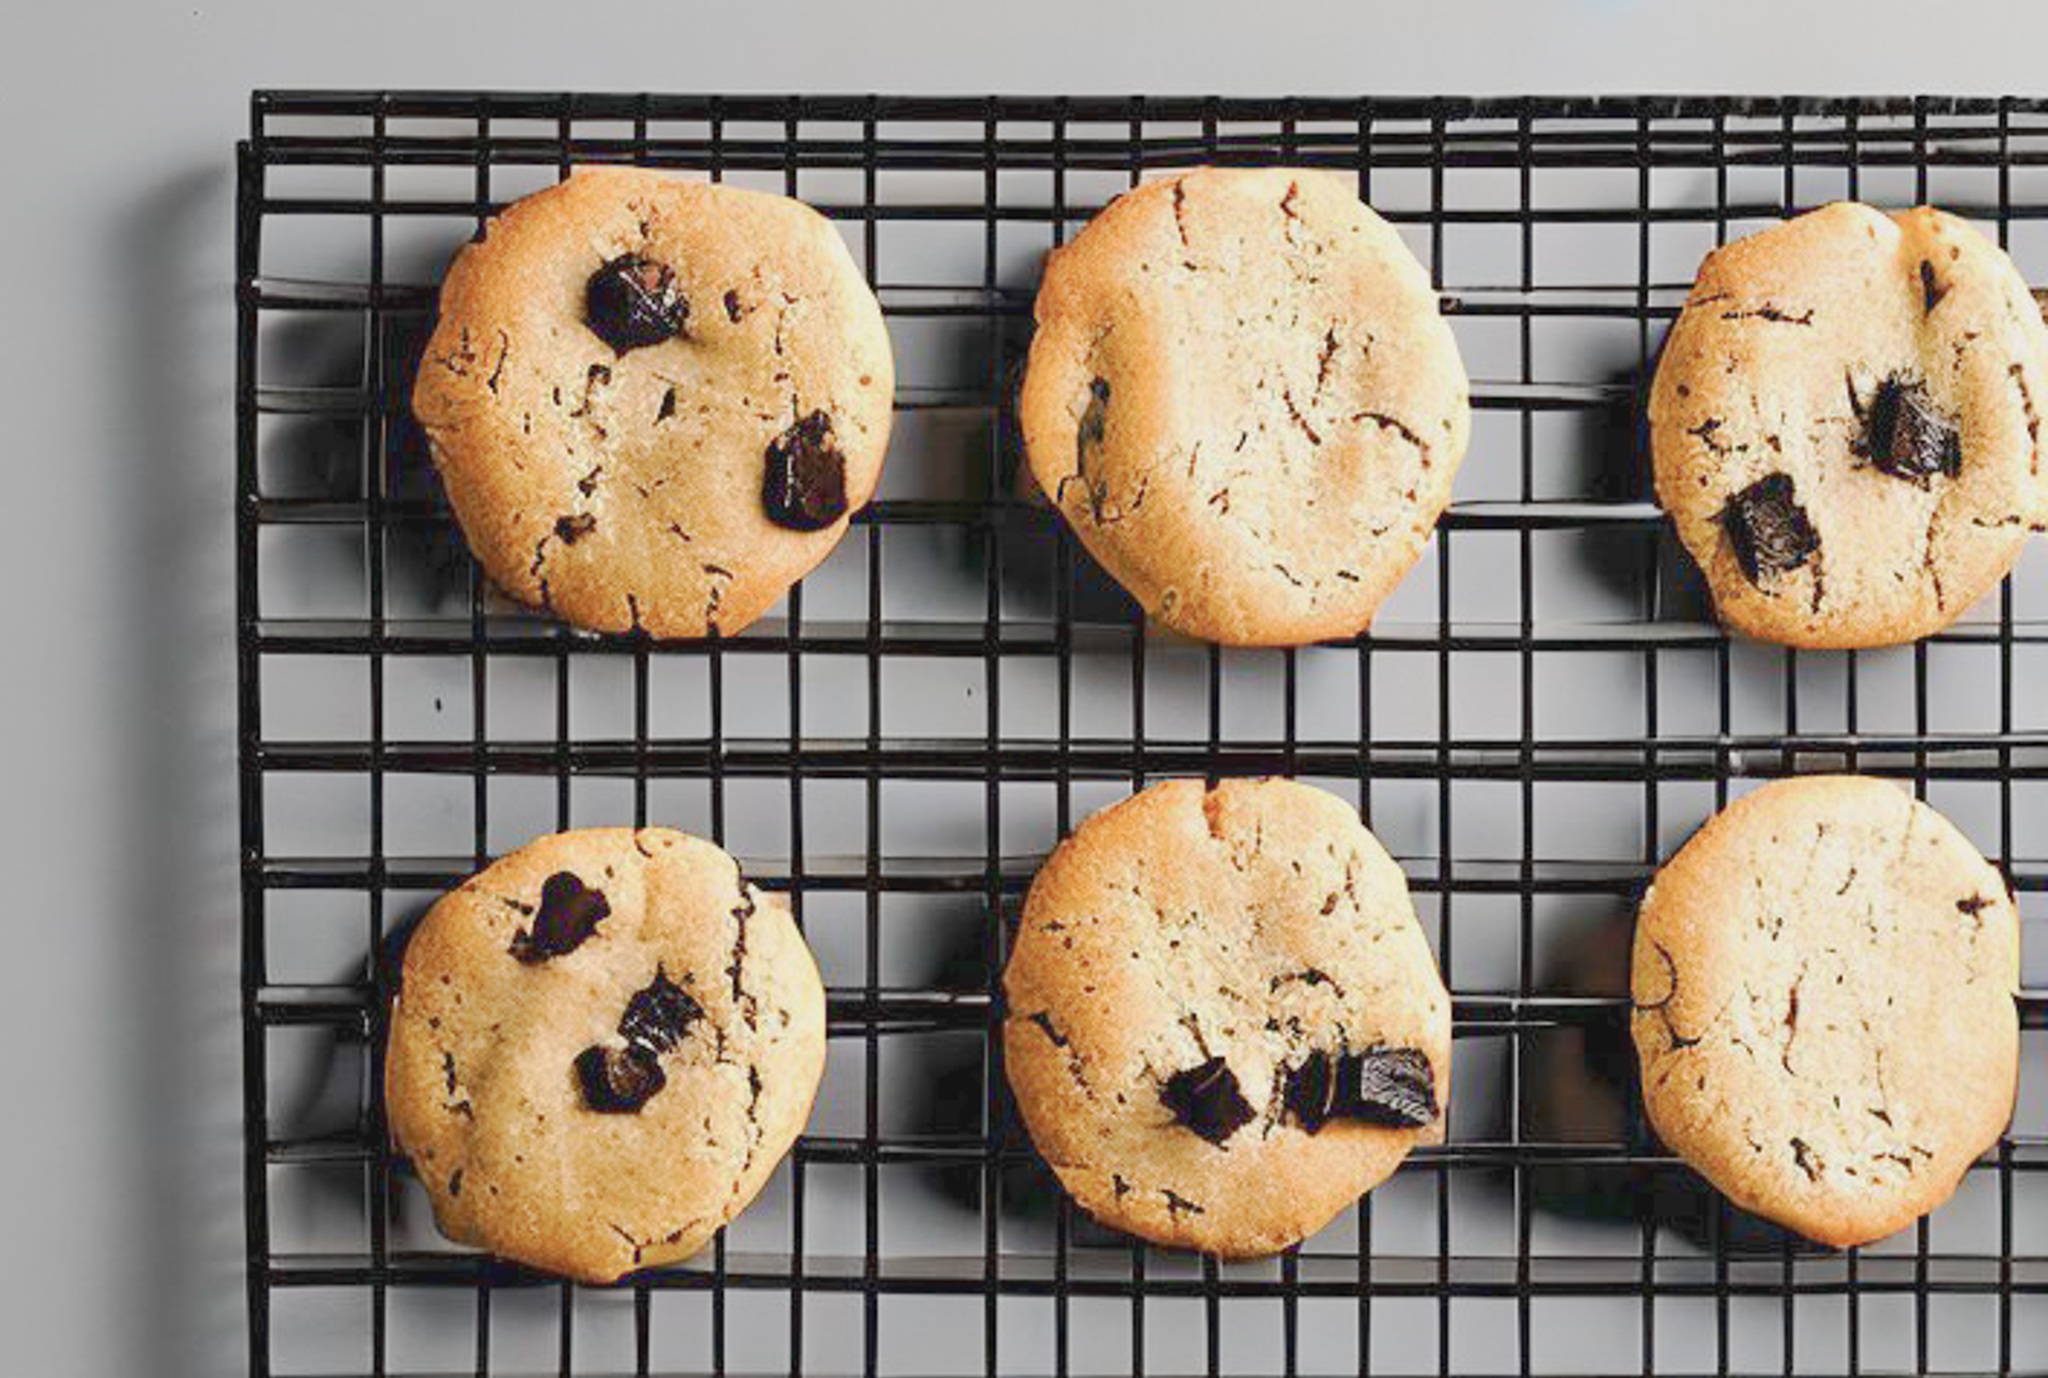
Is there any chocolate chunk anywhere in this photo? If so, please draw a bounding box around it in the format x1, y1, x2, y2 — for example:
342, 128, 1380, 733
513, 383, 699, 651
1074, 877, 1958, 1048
1076, 377, 1110, 475
762, 410, 849, 531
571, 966, 702, 1114
1720, 473, 1819, 584
723, 289, 744, 323
1281, 1048, 1342, 1132
1069, 378, 1113, 519
574, 1043, 667, 1113
617, 966, 702, 1053
1919, 260, 1948, 315
1854, 373, 1961, 485
554, 513, 597, 544
585, 253, 687, 354
1079, 377, 1110, 450
1790, 1135, 1821, 1181
1344, 1047, 1439, 1127
1283, 1047, 1438, 1132
1159, 1055, 1256, 1146
509, 872, 611, 963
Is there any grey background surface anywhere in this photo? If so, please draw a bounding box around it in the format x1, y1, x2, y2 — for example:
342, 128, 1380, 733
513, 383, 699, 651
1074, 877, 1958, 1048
11, 3, 2048, 1374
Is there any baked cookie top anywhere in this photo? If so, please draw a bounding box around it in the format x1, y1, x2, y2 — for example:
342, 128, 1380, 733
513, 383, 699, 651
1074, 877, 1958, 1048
1003, 778, 1451, 1256
1631, 775, 2019, 1248
1019, 167, 1471, 646
413, 166, 894, 638
385, 827, 826, 1282
1650, 202, 2048, 648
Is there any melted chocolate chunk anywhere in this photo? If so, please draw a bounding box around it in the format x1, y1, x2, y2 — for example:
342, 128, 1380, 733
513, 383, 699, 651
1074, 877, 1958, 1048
1282, 1048, 1342, 1132
1720, 473, 1819, 585
509, 872, 611, 963
1283, 1048, 1438, 1132
1078, 377, 1110, 461
617, 966, 702, 1053
1345, 1047, 1439, 1127
1070, 377, 1112, 519
1919, 260, 1948, 315
1159, 1056, 1256, 1146
574, 1044, 666, 1113
554, 513, 597, 544
1854, 373, 1962, 485
585, 253, 687, 354
762, 410, 849, 531
573, 965, 705, 1113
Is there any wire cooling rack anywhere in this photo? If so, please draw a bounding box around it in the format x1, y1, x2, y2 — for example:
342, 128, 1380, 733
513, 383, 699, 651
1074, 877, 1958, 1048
238, 94, 2048, 1377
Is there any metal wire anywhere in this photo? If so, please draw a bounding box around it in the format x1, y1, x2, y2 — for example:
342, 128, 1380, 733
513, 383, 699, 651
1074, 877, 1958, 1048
240, 94, 2048, 1377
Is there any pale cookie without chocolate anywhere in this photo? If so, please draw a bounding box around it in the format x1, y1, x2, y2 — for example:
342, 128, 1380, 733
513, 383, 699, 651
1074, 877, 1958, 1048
385, 828, 826, 1282
413, 166, 894, 638
1019, 167, 1471, 646
1003, 778, 1451, 1255
1631, 776, 2019, 1248
1651, 202, 2048, 648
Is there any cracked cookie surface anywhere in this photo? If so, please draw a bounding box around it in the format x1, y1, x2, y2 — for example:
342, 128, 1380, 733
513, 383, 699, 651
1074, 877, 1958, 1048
413, 166, 893, 637
1631, 776, 2019, 1248
1003, 778, 1451, 1255
385, 827, 826, 1282
1019, 167, 1471, 646
1651, 202, 2048, 648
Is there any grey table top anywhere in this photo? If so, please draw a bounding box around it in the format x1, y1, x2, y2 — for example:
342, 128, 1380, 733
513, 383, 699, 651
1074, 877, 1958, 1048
11, 2, 2048, 1373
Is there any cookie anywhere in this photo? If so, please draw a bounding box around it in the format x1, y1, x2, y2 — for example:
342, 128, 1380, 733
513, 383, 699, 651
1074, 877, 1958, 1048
1019, 167, 1471, 646
385, 827, 826, 1282
1631, 776, 2019, 1248
1651, 202, 2048, 648
1002, 778, 1451, 1255
413, 166, 894, 638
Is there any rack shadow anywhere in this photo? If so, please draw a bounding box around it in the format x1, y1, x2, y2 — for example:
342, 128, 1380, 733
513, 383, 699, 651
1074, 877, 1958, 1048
890, 901, 1067, 1230
1539, 353, 1718, 630
1485, 896, 1818, 1257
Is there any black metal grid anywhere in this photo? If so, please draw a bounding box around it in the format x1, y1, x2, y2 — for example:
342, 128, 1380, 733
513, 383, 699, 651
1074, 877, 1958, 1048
238, 94, 2048, 1377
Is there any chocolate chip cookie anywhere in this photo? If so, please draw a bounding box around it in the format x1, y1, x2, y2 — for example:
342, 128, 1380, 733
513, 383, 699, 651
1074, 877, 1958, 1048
1019, 168, 1471, 645
385, 827, 826, 1282
1003, 778, 1451, 1255
1651, 202, 2048, 648
413, 166, 894, 638
1632, 776, 2019, 1248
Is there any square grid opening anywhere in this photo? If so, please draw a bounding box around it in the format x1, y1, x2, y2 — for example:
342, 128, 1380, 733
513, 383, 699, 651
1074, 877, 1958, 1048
241, 95, 2048, 1377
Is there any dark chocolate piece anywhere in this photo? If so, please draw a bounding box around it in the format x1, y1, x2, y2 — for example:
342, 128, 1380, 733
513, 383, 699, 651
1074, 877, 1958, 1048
1077, 376, 1110, 468
1919, 260, 1948, 314
762, 410, 849, 531
617, 966, 702, 1053
573, 965, 705, 1113
1344, 1047, 1439, 1127
509, 872, 611, 963
1853, 373, 1962, 486
585, 253, 687, 354
1159, 1055, 1256, 1146
1070, 377, 1113, 520
1282, 1048, 1341, 1133
1283, 1047, 1438, 1132
554, 513, 598, 544
574, 1044, 667, 1114
1719, 473, 1820, 584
